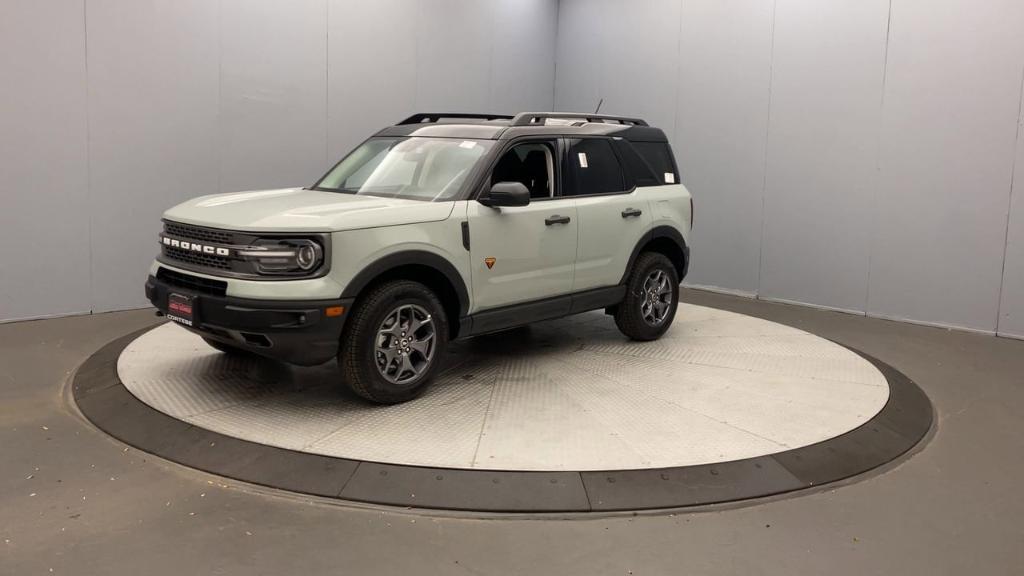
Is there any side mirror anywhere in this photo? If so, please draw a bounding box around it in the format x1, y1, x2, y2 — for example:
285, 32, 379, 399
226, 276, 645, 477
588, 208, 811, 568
479, 181, 530, 208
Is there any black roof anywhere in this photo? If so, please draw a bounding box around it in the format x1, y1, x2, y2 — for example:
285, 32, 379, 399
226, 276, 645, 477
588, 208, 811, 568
374, 112, 669, 143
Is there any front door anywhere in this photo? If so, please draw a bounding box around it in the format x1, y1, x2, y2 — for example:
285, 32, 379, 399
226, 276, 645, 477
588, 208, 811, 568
466, 139, 577, 313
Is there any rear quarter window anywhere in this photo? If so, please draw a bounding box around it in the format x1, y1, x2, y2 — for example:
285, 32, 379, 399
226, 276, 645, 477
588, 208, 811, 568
615, 141, 660, 186
632, 141, 678, 185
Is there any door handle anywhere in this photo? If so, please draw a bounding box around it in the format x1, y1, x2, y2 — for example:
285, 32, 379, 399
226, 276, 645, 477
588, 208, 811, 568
621, 208, 643, 218
545, 215, 571, 226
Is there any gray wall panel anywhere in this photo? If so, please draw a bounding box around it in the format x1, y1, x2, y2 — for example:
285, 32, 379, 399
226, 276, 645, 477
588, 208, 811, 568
868, 0, 1024, 331
220, 0, 328, 192
997, 87, 1024, 338
0, 0, 91, 321
595, 0, 680, 131
553, 0, 602, 112
490, 0, 558, 114
15, 0, 1020, 336
2, 0, 557, 322
86, 0, 221, 313
674, 0, 773, 295
555, 0, 679, 129
759, 0, 889, 312
414, 0, 492, 112
326, 0, 418, 159
555, 0, 1024, 336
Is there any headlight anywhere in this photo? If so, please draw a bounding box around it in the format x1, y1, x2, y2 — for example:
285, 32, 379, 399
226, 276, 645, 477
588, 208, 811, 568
238, 238, 324, 276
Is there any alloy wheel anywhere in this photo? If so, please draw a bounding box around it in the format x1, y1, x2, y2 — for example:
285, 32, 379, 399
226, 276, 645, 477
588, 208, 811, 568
374, 304, 436, 384
640, 269, 673, 326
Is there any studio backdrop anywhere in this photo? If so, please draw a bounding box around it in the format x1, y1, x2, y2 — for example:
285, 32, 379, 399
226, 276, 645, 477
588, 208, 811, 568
2, 0, 1023, 339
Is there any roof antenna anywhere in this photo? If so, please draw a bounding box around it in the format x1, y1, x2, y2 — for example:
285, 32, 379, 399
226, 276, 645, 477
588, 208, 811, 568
594, 98, 604, 114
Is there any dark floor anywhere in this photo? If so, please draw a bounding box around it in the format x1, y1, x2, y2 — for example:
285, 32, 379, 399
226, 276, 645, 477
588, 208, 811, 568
2, 289, 1023, 575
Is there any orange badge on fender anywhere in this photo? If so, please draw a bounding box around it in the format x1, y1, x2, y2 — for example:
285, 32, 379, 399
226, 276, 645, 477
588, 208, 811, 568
484, 257, 496, 269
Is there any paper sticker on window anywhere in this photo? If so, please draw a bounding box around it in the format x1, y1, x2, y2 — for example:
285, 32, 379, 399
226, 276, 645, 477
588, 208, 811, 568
459, 141, 477, 149
664, 172, 675, 184
578, 152, 588, 168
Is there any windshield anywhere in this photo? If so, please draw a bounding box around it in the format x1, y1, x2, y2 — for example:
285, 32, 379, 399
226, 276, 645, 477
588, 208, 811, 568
313, 137, 495, 201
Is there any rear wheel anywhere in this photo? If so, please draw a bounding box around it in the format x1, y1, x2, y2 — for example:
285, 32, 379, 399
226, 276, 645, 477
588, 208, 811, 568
614, 252, 679, 341
339, 280, 449, 404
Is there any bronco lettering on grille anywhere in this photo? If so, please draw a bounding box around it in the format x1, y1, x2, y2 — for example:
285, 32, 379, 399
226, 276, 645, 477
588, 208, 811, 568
161, 236, 231, 256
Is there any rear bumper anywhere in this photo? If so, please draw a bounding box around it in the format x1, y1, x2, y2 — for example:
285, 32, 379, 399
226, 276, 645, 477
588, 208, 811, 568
146, 274, 352, 366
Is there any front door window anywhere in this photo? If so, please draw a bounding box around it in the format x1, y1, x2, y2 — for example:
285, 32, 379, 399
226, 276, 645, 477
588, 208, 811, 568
490, 142, 555, 200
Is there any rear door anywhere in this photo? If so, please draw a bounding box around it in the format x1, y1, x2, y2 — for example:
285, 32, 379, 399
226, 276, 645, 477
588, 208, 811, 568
567, 137, 652, 292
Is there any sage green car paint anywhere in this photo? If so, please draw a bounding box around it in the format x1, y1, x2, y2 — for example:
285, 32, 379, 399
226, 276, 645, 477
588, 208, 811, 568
152, 181, 691, 313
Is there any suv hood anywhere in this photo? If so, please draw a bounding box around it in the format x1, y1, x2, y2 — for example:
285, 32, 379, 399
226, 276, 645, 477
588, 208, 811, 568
162, 188, 455, 232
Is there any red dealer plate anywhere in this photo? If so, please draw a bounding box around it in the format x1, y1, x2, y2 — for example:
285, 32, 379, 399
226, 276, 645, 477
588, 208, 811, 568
167, 292, 196, 327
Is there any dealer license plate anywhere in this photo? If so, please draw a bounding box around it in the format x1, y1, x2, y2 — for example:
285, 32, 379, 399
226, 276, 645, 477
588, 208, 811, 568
167, 292, 197, 327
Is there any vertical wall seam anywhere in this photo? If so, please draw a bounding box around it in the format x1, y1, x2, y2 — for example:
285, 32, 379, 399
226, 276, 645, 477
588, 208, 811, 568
754, 0, 779, 299
83, 0, 94, 314
865, 0, 895, 316
412, 0, 421, 110
324, 0, 330, 165
551, 0, 560, 110
596, 0, 605, 110
670, 0, 684, 145
487, 0, 496, 110
216, 0, 223, 193
994, 63, 1024, 335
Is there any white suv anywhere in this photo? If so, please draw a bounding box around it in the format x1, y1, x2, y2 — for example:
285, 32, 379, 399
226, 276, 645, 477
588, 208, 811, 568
146, 112, 692, 403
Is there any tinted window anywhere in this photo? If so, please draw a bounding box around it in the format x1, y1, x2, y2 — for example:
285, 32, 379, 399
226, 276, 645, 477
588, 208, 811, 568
566, 138, 625, 196
633, 142, 678, 185
491, 142, 555, 199
615, 141, 660, 186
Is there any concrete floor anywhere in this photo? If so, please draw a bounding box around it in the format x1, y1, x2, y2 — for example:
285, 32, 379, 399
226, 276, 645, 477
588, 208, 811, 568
2, 289, 1023, 575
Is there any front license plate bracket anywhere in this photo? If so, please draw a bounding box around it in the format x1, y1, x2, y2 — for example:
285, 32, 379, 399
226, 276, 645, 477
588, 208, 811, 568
167, 292, 197, 327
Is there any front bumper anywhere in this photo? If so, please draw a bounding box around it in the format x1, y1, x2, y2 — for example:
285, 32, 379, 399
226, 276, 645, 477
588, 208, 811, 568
146, 272, 352, 366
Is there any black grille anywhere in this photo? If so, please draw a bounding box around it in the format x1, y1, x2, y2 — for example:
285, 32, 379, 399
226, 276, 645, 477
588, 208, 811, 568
157, 267, 227, 297
164, 222, 233, 244
161, 220, 242, 272
164, 246, 232, 270
158, 220, 329, 278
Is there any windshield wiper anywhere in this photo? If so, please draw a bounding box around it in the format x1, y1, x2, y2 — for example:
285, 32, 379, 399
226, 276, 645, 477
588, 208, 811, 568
312, 186, 357, 194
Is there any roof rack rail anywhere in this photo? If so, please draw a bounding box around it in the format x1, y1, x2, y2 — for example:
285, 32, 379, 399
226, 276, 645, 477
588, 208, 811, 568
398, 113, 515, 125
510, 112, 649, 127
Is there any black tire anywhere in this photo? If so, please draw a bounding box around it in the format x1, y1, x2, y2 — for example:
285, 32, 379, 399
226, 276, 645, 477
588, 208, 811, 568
614, 252, 680, 341
339, 280, 449, 404
201, 336, 250, 355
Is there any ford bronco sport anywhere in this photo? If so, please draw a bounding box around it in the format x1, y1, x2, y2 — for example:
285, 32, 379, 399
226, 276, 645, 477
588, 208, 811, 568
146, 112, 692, 403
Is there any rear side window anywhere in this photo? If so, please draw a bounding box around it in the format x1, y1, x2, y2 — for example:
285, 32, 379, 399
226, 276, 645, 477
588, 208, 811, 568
565, 138, 625, 196
633, 142, 678, 185
615, 141, 661, 186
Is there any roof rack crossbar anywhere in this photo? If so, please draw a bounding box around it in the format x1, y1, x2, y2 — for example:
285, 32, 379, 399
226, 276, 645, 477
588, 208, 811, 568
398, 113, 515, 125
510, 112, 649, 127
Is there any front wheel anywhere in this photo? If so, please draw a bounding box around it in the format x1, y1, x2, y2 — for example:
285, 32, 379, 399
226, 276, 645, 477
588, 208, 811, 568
339, 280, 449, 404
614, 252, 680, 341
